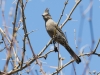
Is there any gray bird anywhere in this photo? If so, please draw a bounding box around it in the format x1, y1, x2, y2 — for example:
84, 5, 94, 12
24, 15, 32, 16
42, 8, 81, 64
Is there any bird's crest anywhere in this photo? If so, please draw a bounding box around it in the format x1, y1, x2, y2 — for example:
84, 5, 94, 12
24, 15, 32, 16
43, 8, 50, 16
45, 8, 49, 14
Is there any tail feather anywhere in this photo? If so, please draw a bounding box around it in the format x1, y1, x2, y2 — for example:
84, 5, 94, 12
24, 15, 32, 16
64, 43, 81, 64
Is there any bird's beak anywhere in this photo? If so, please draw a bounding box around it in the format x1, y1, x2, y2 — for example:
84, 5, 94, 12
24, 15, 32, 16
42, 14, 44, 17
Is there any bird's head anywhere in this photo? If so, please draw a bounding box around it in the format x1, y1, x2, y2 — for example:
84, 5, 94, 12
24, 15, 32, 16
42, 8, 52, 22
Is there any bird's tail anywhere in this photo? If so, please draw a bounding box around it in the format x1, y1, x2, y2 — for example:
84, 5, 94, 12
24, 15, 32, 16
64, 43, 81, 64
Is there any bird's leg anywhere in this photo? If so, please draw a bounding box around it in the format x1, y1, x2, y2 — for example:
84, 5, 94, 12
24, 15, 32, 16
52, 40, 58, 52
52, 29, 58, 52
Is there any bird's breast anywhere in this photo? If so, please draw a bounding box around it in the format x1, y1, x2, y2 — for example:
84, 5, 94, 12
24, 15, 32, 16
46, 26, 54, 38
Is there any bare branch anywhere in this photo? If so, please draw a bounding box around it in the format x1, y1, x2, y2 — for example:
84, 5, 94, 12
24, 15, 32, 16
4, 0, 20, 72
38, 39, 52, 56
57, 0, 68, 26
60, 0, 81, 28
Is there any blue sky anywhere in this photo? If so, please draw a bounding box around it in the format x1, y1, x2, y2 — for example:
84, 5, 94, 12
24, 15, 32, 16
0, 0, 100, 75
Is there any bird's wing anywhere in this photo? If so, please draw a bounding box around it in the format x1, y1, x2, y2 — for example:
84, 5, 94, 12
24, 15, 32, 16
54, 23, 68, 43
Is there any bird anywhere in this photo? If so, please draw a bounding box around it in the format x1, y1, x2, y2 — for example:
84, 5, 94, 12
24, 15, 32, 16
42, 8, 81, 64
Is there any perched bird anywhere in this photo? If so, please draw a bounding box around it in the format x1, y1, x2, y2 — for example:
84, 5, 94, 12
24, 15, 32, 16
42, 8, 81, 64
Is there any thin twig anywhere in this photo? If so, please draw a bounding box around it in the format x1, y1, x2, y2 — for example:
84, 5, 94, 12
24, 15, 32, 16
60, 0, 81, 29
7, 49, 55, 74
93, 39, 100, 53
72, 62, 76, 75
51, 38, 100, 75
57, 43, 60, 75
57, 0, 68, 26
38, 39, 52, 56
82, 0, 94, 75
0, 47, 6, 52
20, 0, 35, 68
4, 0, 20, 72
21, 0, 46, 74
39, 50, 55, 59
51, 52, 100, 75
7, 38, 100, 75
74, 29, 78, 48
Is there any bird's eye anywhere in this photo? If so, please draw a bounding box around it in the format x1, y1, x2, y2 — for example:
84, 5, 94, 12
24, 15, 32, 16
45, 14, 49, 16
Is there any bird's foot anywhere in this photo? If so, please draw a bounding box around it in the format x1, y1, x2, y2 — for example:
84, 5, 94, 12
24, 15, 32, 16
54, 46, 58, 52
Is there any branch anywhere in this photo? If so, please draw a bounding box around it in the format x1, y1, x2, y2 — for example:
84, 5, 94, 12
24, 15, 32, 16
51, 52, 100, 75
7, 49, 55, 75
57, 0, 68, 26
6, 37, 100, 75
20, 0, 46, 74
20, 0, 38, 68
38, 39, 52, 56
51, 38, 100, 75
4, 0, 20, 72
60, 0, 81, 28
39, 49, 55, 59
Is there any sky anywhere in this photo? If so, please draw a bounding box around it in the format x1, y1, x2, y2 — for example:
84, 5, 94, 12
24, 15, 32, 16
0, 0, 100, 75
